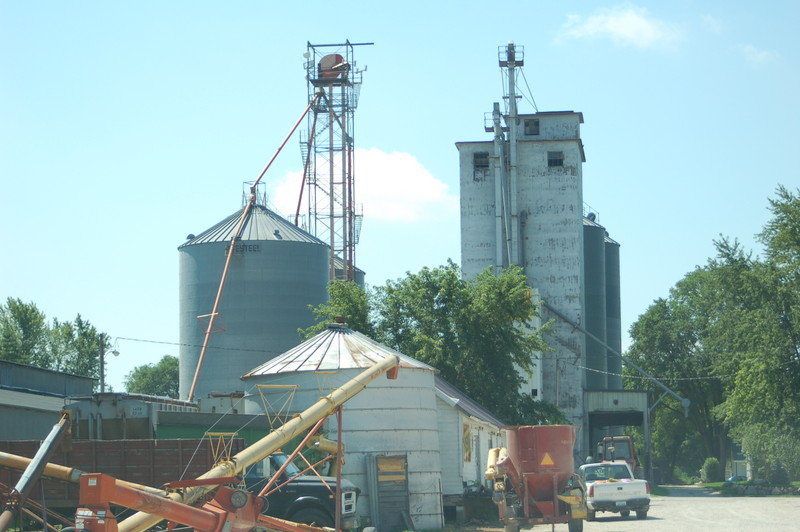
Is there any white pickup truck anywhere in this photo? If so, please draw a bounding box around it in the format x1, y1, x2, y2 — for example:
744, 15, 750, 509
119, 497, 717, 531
578, 462, 650, 520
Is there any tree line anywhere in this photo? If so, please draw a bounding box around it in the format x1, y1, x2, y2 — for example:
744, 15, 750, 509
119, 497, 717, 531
0, 299, 178, 396
626, 185, 800, 482
0, 299, 108, 383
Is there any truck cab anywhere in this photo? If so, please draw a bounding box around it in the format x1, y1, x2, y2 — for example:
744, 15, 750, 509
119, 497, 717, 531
245, 453, 359, 529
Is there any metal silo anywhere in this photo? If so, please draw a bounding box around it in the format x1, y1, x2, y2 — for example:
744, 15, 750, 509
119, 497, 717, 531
604, 236, 622, 389
178, 204, 329, 400
583, 218, 607, 390
241, 323, 444, 531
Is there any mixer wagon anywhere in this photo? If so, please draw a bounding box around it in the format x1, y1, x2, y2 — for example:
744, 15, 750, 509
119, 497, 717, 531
485, 425, 586, 532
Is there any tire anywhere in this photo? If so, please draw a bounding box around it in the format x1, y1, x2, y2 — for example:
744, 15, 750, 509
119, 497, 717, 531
636, 510, 648, 520
586, 509, 596, 521
568, 518, 584, 532
620, 510, 630, 518
503, 522, 520, 532
288, 507, 334, 528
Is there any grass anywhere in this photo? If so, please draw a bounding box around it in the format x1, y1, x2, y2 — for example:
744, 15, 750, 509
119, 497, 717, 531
698, 480, 800, 496
650, 484, 669, 496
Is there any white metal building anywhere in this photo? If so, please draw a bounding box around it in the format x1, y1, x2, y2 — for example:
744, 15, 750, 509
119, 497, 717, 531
241, 323, 444, 531
435, 376, 505, 516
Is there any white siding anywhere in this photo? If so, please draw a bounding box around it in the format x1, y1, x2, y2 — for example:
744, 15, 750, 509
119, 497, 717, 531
436, 395, 463, 495
243, 367, 443, 529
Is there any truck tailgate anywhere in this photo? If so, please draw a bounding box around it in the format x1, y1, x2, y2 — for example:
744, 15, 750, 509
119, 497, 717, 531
592, 480, 648, 501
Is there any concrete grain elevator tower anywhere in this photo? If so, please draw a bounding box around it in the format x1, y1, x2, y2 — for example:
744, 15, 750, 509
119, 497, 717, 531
458, 43, 620, 455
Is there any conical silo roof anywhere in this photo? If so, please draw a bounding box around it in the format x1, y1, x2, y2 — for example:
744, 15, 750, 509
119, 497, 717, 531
242, 323, 436, 377
179, 204, 326, 248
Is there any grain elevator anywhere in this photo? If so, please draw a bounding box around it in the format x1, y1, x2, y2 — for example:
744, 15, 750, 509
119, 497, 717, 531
457, 43, 622, 456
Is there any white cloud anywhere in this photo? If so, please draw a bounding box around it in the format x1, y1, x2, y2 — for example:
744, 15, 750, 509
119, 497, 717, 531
267, 147, 458, 223
738, 44, 779, 66
560, 5, 682, 50
701, 14, 723, 35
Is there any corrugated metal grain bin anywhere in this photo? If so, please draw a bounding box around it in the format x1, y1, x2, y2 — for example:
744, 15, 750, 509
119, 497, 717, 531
178, 204, 329, 400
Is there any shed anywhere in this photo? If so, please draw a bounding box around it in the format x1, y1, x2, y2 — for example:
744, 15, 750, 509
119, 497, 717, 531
0, 360, 93, 440
435, 376, 505, 521
241, 323, 444, 531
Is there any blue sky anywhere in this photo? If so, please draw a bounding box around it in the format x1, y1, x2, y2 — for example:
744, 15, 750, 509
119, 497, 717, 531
2, 1, 797, 392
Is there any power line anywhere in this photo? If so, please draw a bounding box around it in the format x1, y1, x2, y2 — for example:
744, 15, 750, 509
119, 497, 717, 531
569, 357, 798, 382
116, 336, 272, 354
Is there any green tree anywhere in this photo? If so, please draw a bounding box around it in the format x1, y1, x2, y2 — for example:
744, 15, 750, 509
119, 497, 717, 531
124, 355, 180, 398
627, 186, 800, 481
626, 272, 729, 474
0, 298, 48, 364
300, 280, 376, 339
702, 457, 722, 482
305, 261, 564, 425
1, 298, 108, 390
713, 186, 800, 478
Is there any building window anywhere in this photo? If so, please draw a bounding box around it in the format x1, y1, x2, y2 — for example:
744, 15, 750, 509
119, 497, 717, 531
547, 151, 564, 167
473, 151, 490, 180
524, 118, 540, 136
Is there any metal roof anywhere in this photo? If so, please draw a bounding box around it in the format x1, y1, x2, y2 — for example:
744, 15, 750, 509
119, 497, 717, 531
242, 323, 437, 377
0, 388, 68, 412
434, 376, 506, 427
179, 204, 327, 248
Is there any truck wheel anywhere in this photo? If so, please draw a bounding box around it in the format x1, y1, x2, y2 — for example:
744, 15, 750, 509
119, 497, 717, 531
568, 518, 584, 532
621, 510, 630, 518
586, 510, 596, 521
636, 510, 648, 520
289, 508, 334, 528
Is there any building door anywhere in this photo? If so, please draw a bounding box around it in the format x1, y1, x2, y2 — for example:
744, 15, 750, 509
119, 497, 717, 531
367, 454, 411, 532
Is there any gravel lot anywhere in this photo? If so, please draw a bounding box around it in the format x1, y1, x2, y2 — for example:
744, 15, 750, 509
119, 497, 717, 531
451, 485, 800, 532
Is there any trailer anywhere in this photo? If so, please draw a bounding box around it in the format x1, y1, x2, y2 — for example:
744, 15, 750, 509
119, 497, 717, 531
485, 425, 586, 532
0, 439, 244, 509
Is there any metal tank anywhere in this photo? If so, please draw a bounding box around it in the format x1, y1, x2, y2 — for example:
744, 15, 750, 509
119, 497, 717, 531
582, 219, 607, 390
487, 425, 585, 532
241, 323, 444, 531
504, 425, 577, 501
604, 237, 622, 389
178, 204, 329, 400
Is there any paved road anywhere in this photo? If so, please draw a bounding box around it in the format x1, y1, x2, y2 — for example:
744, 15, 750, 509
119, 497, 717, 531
571, 485, 800, 532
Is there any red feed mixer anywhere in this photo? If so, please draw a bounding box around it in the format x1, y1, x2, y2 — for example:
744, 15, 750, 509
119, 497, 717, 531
486, 425, 586, 532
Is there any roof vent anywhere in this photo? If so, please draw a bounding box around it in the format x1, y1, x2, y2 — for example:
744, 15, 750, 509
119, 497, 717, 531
587, 212, 597, 222
273, 229, 283, 240
186, 234, 196, 240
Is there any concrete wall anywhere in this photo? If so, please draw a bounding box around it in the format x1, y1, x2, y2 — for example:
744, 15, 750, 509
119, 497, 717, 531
458, 112, 587, 448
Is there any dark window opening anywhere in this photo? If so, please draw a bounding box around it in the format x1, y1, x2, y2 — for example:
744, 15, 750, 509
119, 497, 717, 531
474, 152, 489, 169
524, 119, 540, 136
473, 152, 490, 180
547, 151, 564, 167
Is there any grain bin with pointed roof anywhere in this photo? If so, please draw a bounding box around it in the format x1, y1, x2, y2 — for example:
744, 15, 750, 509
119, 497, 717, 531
241, 323, 444, 531
178, 204, 329, 400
